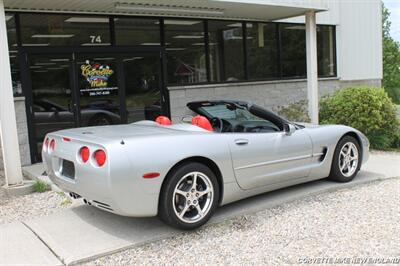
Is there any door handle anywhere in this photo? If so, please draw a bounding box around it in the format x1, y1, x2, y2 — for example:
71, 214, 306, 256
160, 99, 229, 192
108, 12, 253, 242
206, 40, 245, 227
235, 139, 249, 145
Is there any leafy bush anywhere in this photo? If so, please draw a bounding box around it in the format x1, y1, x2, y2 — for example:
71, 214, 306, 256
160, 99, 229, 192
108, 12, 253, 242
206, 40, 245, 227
319, 87, 400, 150
33, 180, 50, 193
274, 100, 311, 122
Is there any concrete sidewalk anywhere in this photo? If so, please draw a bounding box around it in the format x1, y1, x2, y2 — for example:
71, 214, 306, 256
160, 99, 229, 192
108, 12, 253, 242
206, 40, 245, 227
1, 153, 398, 265
363, 151, 400, 177
0, 222, 62, 265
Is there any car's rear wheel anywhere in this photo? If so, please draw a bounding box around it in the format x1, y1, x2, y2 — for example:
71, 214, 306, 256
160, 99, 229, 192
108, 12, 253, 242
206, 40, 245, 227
328, 135, 361, 182
159, 162, 219, 230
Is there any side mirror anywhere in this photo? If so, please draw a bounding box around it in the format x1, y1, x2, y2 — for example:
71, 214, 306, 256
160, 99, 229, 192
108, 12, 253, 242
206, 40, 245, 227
284, 123, 296, 136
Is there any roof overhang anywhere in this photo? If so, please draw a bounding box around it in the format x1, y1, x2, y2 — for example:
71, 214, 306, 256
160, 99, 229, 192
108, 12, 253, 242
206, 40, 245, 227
4, 0, 328, 22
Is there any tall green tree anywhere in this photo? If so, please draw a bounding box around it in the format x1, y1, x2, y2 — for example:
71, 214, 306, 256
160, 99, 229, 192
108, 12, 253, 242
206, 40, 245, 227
382, 4, 400, 104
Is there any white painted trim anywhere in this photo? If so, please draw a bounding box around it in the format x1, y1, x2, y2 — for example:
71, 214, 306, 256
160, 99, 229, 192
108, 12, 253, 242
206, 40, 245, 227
305, 11, 319, 124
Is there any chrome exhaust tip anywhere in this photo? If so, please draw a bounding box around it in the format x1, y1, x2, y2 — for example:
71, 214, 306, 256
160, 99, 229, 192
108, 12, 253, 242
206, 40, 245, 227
83, 198, 92, 206
69, 192, 81, 199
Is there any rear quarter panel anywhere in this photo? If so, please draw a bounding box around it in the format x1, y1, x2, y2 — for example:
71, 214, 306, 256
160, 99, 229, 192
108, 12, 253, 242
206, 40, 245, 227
105, 132, 236, 215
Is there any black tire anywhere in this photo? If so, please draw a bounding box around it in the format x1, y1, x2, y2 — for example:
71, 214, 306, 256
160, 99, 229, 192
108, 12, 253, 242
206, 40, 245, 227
159, 162, 220, 230
328, 135, 361, 182
89, 114, 112, 126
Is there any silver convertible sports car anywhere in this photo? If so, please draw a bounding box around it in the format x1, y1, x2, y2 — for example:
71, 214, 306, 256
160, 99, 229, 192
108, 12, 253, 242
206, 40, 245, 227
43, 100, 369, 230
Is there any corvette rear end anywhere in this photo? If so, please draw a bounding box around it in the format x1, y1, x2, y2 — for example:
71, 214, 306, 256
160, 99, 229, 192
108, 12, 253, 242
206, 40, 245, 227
42, 124, 175, 217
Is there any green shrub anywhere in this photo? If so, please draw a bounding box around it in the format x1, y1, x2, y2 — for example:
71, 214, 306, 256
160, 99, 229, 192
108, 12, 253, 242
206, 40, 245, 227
319, 87, 400, 150
33, 180, 50, 193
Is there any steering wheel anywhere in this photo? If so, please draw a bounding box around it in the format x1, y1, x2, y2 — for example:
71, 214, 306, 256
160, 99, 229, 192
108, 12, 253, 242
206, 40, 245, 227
210, 117, 223, 132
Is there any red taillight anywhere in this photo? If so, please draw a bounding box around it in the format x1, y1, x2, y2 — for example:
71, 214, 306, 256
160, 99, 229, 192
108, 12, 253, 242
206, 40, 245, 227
94, 150, 106, 167
49, 139, 56, 152
79, 147, 90, 163
63, 137, 72, 142
43, 138, 49, 151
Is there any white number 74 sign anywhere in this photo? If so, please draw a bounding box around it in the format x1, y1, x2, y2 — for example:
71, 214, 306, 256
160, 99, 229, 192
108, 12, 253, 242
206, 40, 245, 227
89, 35, 102, 43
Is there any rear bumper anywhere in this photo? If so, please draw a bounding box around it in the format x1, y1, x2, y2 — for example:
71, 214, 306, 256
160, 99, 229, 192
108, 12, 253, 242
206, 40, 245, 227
47, 170, 116, 213
42, 135, 160, 217
47, 166, 160, 217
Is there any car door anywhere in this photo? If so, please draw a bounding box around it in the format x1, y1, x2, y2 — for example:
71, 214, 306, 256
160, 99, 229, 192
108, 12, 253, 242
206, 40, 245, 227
228, 128, 313, 190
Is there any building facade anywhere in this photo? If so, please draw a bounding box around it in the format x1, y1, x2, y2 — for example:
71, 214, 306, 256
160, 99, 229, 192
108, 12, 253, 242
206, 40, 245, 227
0, 0, 382, 175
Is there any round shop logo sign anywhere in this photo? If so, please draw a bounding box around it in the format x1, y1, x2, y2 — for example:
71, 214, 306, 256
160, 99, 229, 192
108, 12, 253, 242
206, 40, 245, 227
81, 60, 114, 88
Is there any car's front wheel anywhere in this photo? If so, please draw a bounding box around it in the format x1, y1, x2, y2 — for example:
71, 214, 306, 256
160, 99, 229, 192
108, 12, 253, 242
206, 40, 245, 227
328, 135, 361, 182
159, 162, 219, 230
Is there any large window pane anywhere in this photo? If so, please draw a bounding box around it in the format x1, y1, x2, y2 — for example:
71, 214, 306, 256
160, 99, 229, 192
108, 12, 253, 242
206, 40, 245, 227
6, 13, 16, 47
6, 13, 22, 96
115, 18, 160, 46
280, 24, 306, 78
19, 14, 110, 46
123, 55, 162, 123
247, 23, 278, 80
208, 21, 244, 82
29, 54, 75, 155
165, 20, 206, 84
317, 25, 335, 77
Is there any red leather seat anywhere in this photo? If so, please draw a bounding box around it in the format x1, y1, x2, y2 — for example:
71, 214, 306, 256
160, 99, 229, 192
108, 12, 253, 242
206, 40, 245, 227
155, 116, 172, 126
191, 115, 213, 131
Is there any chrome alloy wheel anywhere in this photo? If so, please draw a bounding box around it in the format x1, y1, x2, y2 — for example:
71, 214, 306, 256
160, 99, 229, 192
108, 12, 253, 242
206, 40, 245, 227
338, 142, 359, 177
172, 171, 214, 224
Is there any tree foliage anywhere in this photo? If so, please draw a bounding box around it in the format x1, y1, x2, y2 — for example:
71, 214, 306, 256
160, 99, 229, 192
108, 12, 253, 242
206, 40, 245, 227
382, 4, 400, 104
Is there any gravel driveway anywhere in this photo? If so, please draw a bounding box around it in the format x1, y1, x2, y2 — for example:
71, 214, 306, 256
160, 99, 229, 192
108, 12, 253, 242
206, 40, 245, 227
0, 172, 77, 225
84, 178, 400, 265
0, 190, 74, 225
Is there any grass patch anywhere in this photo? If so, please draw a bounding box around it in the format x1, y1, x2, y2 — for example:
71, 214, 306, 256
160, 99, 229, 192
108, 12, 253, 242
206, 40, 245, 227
33, 180, 50, 193
57, 191, 73, 206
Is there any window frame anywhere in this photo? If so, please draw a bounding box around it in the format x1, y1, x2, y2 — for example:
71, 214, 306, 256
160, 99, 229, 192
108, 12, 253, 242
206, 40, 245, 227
7, 11, 337, 88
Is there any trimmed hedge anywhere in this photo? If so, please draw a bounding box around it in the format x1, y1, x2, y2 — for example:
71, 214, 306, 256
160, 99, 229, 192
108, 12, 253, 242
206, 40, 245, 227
319, 87, 400, 149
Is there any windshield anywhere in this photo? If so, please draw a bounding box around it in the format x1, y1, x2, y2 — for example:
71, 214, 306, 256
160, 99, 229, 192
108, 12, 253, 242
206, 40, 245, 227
198, 103, 263, 121
188, 101, 285, 133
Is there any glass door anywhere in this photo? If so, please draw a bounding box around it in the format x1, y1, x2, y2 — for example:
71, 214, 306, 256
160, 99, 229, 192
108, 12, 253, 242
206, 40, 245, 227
76, 54, 122, 126
122, 53, 163, 123
26, 50, 165, 162
28, 54, 76, 159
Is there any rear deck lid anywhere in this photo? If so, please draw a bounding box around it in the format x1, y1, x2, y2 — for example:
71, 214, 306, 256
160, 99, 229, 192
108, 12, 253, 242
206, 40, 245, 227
49, 122, 204, 142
